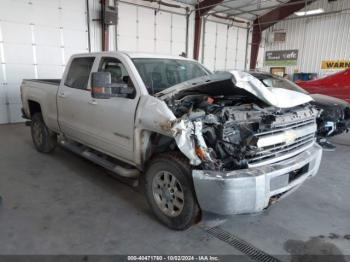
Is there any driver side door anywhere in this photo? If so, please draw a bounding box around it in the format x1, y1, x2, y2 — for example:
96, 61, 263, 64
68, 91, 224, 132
88, 56, 139, 163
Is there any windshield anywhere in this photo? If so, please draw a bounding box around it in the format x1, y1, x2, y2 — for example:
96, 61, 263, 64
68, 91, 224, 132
132, 58, 211, 94
251, 73, 309, 94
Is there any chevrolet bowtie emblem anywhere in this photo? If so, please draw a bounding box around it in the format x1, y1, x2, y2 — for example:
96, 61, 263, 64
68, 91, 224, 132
284, 130, 297, 144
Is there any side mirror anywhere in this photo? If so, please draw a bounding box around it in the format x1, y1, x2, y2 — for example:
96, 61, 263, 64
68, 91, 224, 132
91, 72, 112, 99
91, 71, 135, 99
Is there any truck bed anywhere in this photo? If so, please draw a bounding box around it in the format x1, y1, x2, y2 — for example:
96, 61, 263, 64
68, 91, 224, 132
21, 78, 61, 133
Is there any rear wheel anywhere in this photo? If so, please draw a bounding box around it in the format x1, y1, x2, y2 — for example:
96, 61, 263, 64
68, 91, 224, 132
144, 152, 200, 230
31, 113, 57, 153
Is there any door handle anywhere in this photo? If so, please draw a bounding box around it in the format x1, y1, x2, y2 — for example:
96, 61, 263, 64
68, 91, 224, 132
88, 99, 97, 105
58, 92, 66, 98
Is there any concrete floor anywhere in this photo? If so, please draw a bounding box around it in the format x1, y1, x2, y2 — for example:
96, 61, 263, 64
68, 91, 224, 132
0, 124, 349, 259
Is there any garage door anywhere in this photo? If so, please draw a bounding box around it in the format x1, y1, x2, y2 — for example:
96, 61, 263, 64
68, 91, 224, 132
202, 20, 248, 71
0, 0, 89, 124
117, 2, 187, 56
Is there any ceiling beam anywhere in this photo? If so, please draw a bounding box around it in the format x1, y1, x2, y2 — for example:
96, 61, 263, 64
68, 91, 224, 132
209, 0, 314, 16
249, 0, 317, 69
219, 3, 258, 16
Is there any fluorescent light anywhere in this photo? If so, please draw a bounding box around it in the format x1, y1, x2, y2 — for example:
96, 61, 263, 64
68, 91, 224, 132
295, 8, 324, 16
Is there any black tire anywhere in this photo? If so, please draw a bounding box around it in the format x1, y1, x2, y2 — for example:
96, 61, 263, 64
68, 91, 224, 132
144, 152, 200, 230
31, 113, 57, 153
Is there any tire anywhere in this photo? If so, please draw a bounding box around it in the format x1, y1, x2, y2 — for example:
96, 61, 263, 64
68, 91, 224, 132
144, 152, 200, 230
31, 113, 57, 153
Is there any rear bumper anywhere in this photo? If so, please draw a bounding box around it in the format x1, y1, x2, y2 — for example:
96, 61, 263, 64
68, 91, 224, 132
192, 143, 323, 215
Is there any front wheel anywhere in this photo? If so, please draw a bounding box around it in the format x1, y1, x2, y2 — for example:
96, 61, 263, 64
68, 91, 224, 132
31, 113, 57, 153
144, 152, 200, 230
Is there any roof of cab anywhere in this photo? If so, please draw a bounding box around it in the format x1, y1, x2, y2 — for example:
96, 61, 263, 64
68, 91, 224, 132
71, 51, 193, 61
121, 51, 192, 60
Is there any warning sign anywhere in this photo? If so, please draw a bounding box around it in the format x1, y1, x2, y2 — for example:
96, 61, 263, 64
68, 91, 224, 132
321, 60, 350, 69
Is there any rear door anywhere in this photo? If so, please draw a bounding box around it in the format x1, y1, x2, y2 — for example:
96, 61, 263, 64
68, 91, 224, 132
57, 56, 98, 144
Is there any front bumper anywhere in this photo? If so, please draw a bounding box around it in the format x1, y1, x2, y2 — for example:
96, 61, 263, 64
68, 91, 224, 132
192, 143, 323, 215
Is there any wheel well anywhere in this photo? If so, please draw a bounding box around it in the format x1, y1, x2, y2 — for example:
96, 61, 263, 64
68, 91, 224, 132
149, 133, 178, 155
142, 132, 189, 169
28, 100, 42, 118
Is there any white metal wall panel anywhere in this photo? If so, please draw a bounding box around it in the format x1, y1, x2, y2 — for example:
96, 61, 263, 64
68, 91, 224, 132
263, 0, 350, 76
187, 11, 195, 58
215, 23, 228, 70
203, 21, 216, 70
138, 7, 155, 53
156, 11, 172, 54
0, 0, 89, 123
202, 20, 248, 71
236, 27, 247, 69
117, 3, 187, 56
226, 26, 238, 69
89, 0, 102, 52
118, 3, 138, 51
171, 14, 186, 56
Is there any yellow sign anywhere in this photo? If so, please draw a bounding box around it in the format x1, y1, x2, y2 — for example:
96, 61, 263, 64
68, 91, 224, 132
321, 60, 350, 69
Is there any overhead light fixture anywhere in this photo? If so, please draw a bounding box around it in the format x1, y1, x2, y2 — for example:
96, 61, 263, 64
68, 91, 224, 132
295, 8, 324, 16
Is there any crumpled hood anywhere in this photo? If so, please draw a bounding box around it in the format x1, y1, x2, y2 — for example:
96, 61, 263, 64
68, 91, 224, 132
157, 72, 313, 108
230, 71, 313, 108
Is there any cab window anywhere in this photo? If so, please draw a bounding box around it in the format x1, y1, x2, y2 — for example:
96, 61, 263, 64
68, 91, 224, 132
64, 57, 95, 90
98, 57, 136, 98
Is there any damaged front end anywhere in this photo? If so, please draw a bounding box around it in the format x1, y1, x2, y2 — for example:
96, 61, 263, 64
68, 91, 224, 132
152, 73, 323, 215
159, 73, 319, 171
171, 101, 320, 170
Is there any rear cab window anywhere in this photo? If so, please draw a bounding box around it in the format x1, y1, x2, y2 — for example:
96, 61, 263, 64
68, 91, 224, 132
64, 57, 95, 90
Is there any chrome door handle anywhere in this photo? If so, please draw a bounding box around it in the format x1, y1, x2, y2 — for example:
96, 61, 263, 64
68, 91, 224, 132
88, 99, 97, 105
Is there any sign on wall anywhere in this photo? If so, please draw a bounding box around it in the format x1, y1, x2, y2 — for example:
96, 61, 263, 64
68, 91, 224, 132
264, 49, 298, 66
321, 60, 350, 69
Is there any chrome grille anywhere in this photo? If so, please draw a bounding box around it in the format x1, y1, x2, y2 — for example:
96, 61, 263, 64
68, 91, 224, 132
256, 117, 315, 136
247, 118, 317, 167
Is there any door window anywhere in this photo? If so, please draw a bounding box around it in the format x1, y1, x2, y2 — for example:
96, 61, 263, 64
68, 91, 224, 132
98, 57, 136, 99
64, 57, 95, 90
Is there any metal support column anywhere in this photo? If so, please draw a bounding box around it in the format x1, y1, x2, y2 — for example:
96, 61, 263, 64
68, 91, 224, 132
192, 0, 224, 60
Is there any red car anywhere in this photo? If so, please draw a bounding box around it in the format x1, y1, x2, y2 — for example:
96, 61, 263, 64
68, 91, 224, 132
296, 68, 350, 103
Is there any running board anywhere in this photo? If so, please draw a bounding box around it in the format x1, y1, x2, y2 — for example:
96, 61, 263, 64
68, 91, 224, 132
59, 140, 140, 179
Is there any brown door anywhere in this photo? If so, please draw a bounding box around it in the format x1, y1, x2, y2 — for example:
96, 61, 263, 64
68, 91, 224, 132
270, 67, 285, 77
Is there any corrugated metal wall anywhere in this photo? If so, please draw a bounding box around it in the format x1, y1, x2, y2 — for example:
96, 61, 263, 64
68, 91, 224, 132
262, 0, 350, 76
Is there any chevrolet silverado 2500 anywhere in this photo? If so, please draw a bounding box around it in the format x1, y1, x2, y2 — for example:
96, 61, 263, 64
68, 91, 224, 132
21, 52, 323, 230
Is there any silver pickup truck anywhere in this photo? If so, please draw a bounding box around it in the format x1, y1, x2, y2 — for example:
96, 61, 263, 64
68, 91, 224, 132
21, 52, 323, 230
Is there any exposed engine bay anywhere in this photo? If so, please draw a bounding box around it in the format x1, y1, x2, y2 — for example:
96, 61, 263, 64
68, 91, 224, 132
156, 73, 319, 172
